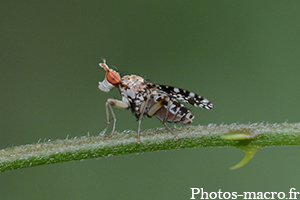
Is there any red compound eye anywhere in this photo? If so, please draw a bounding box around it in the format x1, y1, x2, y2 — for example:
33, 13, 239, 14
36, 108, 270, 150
106, 71, 120, 85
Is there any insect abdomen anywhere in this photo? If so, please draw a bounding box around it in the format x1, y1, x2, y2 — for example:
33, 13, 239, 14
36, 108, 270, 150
146, 94, 194, 124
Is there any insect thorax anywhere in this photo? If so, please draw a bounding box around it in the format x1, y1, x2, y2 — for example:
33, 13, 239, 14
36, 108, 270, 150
118, 75, 151, 109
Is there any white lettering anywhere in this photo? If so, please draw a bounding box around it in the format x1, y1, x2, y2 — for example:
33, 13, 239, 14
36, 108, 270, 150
190, 188, 200, 199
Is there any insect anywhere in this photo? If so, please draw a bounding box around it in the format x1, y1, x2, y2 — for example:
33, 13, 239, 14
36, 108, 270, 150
98, 60, 214, 143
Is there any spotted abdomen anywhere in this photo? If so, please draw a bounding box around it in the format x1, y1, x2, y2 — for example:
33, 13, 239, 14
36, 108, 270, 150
146, 93, 194, 124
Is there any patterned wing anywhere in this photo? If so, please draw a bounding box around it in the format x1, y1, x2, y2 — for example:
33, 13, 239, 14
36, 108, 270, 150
149, 84, 214, 110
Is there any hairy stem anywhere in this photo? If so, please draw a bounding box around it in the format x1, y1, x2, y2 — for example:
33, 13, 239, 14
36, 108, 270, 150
1, 123, 300, 173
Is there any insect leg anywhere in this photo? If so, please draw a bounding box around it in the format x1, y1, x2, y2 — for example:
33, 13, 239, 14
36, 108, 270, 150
136, 94, 151, 144
162, 96, 179, 141
147, 95, 179, 141
163, 123, 178, 141
101, 101, 112, 135
102, 98, 129, 138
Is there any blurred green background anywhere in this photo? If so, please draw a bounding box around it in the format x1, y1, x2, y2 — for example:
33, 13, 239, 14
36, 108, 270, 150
1, 1, 300, 199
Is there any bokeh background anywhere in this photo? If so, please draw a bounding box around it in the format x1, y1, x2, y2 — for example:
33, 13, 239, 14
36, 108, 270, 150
1, 1, 300, 199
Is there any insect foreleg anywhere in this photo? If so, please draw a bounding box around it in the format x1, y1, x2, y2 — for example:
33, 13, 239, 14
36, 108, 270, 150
102, 98, 129, 138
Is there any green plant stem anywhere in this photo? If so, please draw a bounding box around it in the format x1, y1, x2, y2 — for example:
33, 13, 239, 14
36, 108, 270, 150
1, 123, 300, 173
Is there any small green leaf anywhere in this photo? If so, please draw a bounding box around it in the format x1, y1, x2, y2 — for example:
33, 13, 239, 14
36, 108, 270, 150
230, 146, 260, 170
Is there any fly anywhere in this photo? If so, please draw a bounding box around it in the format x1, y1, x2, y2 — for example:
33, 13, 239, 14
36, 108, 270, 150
98, 60, 214, 143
